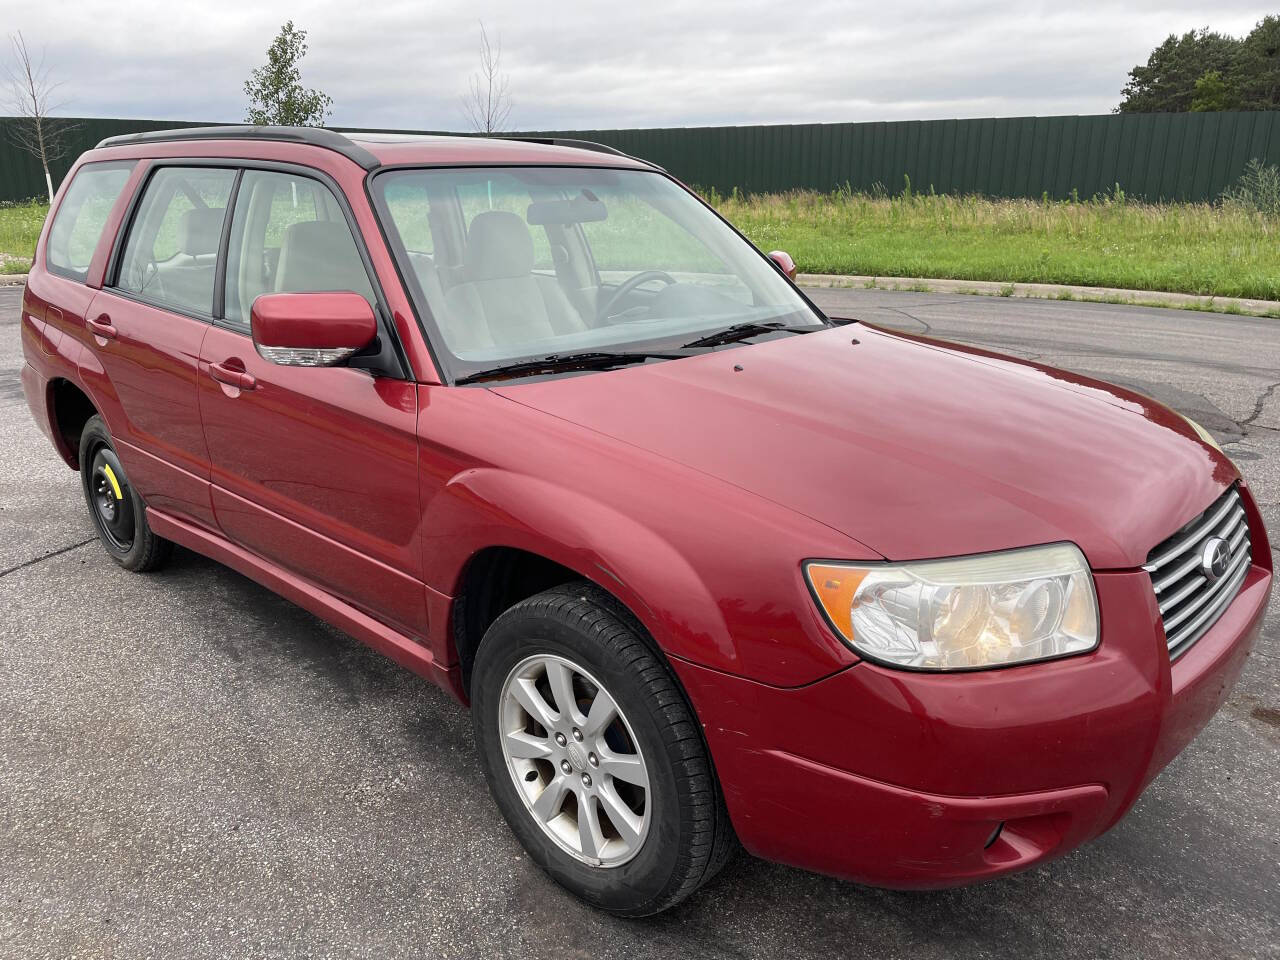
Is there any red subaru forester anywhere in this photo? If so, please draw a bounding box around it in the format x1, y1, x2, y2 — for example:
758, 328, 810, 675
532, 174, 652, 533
20, 126, 1271, 915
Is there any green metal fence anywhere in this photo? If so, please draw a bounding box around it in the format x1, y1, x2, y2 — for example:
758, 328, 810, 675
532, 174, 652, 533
0, 117, 208, 203
2, 111, 1278, 204
525, 111, 1280, 201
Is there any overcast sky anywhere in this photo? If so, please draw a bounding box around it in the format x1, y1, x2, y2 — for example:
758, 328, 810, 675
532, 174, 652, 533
1, 1, 1273, 131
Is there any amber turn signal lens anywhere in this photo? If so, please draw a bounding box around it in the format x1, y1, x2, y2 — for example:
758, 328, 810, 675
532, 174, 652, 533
805, 563, 869, 641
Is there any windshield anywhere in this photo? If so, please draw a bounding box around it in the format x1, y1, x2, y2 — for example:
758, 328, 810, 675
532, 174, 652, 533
372, 166, 824, 381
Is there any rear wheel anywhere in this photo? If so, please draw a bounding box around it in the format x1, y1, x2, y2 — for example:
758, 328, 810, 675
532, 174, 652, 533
79, 415, 172, 572
471, 582, 736, 915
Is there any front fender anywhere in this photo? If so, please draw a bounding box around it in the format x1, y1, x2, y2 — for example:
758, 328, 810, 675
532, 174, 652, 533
424, 467, 737, 670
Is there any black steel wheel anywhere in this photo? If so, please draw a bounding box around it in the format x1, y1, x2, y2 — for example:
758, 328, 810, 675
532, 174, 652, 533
78, 415, 172, 572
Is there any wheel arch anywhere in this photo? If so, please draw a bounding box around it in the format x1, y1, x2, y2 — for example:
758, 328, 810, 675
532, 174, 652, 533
430, 469, 728, 696
46, 376, 100, 469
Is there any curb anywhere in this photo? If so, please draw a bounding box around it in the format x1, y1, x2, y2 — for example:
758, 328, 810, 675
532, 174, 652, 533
0, 273, 28, 286
797, 274, 1280, 318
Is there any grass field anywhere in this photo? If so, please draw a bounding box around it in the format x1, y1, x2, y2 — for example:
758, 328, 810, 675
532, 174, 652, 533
3, 191, 1278, 303
0, 201, 46, 274
712, 188, 1280, 302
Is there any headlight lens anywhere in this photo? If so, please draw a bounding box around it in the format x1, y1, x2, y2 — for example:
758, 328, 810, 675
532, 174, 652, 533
805, 544, 1099, 670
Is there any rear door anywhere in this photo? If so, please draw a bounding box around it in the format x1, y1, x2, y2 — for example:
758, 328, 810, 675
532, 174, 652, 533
84, 164, 238, 529
197, 167, 425, 638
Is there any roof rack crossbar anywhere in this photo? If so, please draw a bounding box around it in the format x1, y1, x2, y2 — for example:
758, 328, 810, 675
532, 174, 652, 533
95, 125, 381, 171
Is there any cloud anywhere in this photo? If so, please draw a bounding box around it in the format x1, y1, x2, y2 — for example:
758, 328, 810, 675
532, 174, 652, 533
2, 0, 1274, 129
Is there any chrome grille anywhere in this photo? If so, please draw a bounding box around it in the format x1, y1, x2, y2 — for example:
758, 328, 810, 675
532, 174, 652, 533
1142, 486, 1252, 658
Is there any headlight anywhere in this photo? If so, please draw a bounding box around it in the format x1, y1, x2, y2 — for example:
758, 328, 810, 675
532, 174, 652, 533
805, 544, 1099, 671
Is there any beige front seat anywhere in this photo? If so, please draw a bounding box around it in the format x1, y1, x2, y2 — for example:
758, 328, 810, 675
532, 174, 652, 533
443, 211, 586, 352
275, 220, 375, 299
153, 207, 225, 313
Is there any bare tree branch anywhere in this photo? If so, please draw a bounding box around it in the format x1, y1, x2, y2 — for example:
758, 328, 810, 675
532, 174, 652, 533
3, 32, 77, 202
461, 22, 513, 134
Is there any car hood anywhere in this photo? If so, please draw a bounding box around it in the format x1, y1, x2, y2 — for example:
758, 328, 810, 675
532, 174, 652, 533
493, 325, 1237, 569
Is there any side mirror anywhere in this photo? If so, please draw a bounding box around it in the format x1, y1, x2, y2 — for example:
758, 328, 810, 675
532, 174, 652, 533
768, 250, 797, 281
250, 292, 377, 367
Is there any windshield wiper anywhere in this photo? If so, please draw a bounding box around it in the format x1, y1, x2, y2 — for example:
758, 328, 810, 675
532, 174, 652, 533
455, 350, 688, 385
681, 321, 815, 349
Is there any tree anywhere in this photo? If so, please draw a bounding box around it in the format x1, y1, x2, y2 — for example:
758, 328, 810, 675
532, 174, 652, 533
243, 21, 332, 127
1190, 70, 1237, 111
1118, 28, 1241, 112
3, 32, 74, 202
1234, 15, 1280, 110
461, 22, 512, 134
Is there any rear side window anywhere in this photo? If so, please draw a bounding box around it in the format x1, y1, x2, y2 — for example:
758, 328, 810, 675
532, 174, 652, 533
115, 167, 236, 317
223, 170, 374, 327
45, 161, 136, 282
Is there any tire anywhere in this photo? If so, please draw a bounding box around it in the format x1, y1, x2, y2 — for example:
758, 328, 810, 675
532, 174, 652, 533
78, 415, 172, 572
471, 582, 736, 916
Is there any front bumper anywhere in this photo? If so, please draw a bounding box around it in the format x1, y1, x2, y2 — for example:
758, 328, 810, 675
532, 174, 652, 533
674, 506, 1271, 888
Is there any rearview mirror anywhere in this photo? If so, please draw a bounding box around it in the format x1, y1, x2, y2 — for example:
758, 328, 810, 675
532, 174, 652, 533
250, 292, 377, 367
768, 250, 797, 281
526, 195, 608, 225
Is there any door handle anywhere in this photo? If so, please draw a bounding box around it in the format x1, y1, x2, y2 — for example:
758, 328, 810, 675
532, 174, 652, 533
86, 314, 117, 340
208, 360, 257, 391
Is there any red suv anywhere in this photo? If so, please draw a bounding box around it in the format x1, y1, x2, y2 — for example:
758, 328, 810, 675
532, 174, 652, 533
20, 126, 1272, 915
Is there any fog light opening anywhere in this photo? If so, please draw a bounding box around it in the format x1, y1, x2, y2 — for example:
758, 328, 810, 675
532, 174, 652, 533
984, 822, 1005, 849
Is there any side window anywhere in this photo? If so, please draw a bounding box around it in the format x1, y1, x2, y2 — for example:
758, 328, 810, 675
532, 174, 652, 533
116, 167, 236, 316
45, 161, 136, 282
223, 170, 375, 327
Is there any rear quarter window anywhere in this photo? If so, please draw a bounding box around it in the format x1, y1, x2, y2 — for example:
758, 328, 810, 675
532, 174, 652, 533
45, 161, 137, 282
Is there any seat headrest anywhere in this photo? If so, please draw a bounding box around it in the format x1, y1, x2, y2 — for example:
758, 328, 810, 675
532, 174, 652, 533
464, 211, 534, 280
178, 207, 226, 257
275, 220, 371, 295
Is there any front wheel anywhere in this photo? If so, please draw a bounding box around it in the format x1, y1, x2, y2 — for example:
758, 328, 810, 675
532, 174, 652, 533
79, 415, 172, 572
471, 583, 736, 915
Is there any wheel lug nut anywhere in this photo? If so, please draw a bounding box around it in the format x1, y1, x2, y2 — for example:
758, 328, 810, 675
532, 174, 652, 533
581, 773, 592, 788
554, 733, 567, 747
588, 753, 598, 767
560, 760, 572, 775
572, 729, 583, 742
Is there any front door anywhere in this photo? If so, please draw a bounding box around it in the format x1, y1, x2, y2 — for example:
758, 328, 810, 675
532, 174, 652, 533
197, 168, 425, 637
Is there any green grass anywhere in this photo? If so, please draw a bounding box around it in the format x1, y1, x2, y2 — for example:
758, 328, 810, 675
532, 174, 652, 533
4, 189, 1279, 306
0, 199, 47, 273
708, 187, 1280, 302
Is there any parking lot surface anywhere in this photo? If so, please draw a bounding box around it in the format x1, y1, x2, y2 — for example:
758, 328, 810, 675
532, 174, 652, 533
2, 285, 1277, 959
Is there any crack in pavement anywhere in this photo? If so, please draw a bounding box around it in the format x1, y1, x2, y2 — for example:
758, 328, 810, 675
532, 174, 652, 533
882, 306, 933, 334
1242, 381, 1280, 426
0, 539, 96, 580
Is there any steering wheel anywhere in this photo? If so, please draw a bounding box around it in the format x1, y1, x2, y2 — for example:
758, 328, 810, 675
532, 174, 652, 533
596, 270, 678, 320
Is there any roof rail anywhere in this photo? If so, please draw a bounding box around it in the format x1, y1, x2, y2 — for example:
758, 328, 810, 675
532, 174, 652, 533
501, 136, 661, 169
502, 137, 627, 158
95, 125, 381, 171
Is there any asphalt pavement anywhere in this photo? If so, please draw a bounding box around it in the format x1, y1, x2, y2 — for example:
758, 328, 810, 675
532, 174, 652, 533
1, 285, 1277, 959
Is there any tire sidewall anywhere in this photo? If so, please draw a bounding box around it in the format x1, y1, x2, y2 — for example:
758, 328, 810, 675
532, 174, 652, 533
472, 604, 688, 913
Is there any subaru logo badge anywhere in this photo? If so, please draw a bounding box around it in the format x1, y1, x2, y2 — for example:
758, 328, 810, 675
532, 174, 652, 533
1201, 537, 1231, 583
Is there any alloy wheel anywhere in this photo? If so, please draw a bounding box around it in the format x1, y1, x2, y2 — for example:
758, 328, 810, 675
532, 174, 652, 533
498, 653, 651, 867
